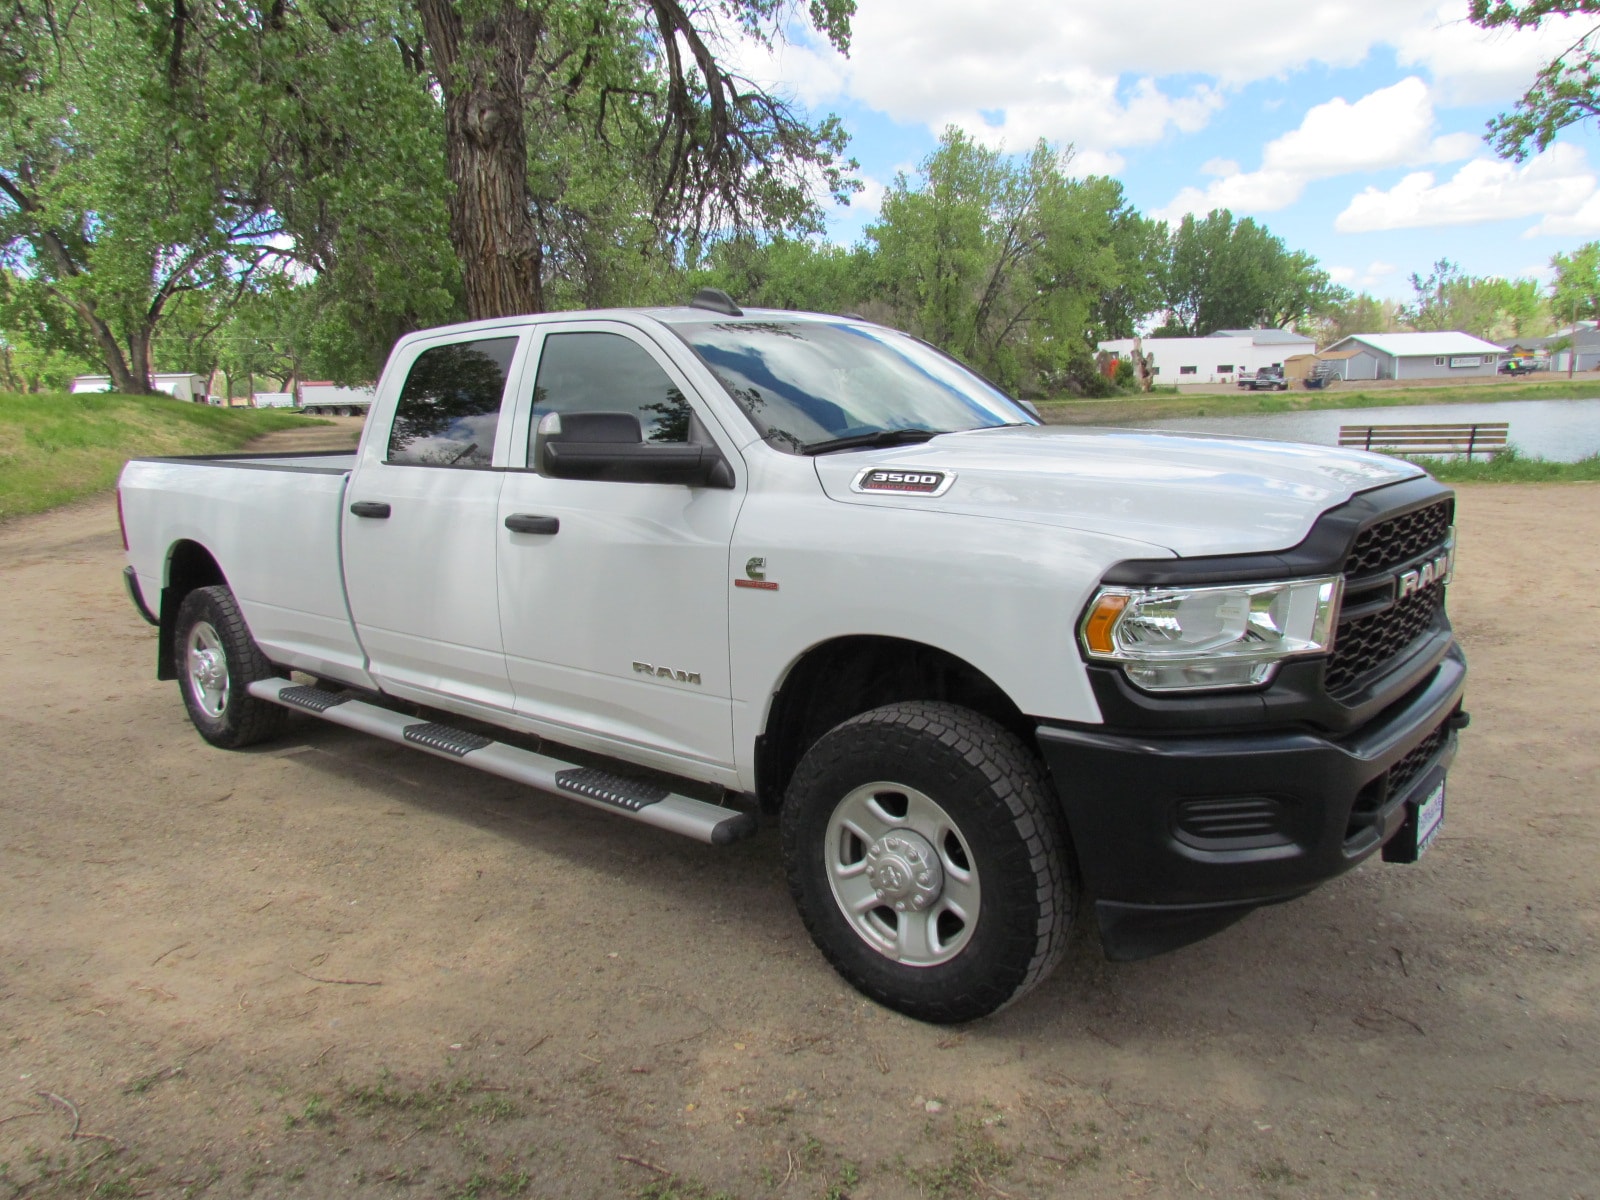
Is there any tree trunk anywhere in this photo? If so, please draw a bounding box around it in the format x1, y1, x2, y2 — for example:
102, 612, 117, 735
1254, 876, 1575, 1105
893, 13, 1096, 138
63, 295, 148, 393
127, 324, 155, 396
415, 0, 544, 320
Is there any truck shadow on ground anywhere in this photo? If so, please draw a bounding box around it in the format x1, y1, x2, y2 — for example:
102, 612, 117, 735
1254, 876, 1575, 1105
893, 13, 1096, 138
249, 713, 1548, 1063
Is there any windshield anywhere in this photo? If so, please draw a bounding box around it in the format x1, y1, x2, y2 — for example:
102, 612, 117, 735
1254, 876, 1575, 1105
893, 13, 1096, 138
675, 320, 1035, 453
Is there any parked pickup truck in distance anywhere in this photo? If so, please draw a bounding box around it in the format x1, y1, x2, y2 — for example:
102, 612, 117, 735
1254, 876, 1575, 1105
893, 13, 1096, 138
117, 291, 1469, 1023
1241, 366, 1289, 391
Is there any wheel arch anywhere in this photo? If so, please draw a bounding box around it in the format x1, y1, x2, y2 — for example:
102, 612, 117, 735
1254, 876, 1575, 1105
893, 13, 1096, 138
754, 635, 1033, 809
156, 539, 228, 681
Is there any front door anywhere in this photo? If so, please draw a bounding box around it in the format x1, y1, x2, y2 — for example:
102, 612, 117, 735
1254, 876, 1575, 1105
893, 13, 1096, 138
495, 323, 743, 774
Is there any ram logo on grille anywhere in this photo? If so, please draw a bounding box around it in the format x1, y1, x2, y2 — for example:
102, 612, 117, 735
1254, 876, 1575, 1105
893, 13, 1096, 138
853, 468, 953, 495
1396, 548, 1454, 600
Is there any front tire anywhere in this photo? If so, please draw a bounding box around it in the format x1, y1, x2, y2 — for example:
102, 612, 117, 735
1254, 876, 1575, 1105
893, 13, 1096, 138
175, 585, 287, 749
781, 703, 1075, 1023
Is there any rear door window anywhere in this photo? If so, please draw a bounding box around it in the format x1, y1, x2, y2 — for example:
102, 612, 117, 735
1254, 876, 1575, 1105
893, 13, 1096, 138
388, 337, 518, 467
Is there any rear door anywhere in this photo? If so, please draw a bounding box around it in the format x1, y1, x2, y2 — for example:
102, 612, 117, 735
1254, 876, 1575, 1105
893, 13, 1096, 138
494, 322, 745, 774
342, 329, 527, 709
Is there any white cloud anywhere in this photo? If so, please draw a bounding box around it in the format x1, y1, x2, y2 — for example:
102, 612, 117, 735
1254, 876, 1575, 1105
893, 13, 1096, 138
1525, 189, 1600, 237
1393, 2, 1593, 105
1152, 77, 1475, 222
1335, 143, 1597, 231
1329, 261, 1401, 289
737, 0, 1583, 163
1067, 148, 1129, 178
737, 0, 1462, 156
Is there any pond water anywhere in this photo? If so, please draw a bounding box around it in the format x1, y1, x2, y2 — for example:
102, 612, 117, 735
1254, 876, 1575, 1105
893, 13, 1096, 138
1115, 398, 1600, 462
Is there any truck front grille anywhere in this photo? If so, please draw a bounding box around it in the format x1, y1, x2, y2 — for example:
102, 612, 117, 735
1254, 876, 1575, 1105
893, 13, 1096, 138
1343, 499, 1453, 575
1325, 498, 1454, 700
1325, 584, 1444, 693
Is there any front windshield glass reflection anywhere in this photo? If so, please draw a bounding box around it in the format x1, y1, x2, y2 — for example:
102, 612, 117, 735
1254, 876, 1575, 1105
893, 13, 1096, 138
677, 320, 1034, 452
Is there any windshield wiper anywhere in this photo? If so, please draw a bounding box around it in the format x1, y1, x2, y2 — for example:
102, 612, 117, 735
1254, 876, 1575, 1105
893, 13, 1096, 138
801, 428, 941, 456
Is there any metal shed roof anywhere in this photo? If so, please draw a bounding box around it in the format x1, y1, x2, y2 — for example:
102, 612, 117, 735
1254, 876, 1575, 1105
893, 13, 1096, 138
1321, 332, 1505, 357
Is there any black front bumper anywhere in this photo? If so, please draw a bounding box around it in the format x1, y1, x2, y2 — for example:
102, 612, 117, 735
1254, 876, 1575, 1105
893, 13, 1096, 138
1037, 644, 1467, 961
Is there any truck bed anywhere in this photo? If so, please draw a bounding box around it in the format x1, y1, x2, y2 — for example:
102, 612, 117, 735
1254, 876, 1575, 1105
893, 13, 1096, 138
119, 451, 371, 689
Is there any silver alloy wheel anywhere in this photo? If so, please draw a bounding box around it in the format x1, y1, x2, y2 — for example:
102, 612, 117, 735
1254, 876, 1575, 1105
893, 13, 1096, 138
185, 619, 229, 718
824, 781, 981, 967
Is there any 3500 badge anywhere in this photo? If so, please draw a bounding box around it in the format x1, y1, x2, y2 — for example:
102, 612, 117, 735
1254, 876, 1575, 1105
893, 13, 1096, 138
852, 468, 953, 496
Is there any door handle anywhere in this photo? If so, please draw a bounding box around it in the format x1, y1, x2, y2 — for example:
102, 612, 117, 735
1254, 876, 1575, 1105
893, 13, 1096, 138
504, 513, 560, 535
349, 501, 391, 518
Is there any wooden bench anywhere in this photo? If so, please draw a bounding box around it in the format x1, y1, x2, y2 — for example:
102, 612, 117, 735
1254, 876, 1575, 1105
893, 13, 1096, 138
1338, 422, 1509, 460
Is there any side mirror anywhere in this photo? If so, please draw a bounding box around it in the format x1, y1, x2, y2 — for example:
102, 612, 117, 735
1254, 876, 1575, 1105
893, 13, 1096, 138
537, 411, 734, 488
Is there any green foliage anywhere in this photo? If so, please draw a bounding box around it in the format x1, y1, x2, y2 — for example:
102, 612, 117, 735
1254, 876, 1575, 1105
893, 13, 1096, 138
1550, 240, 1600, 322
1308, 291, 1406, 345
1400, 258, 1550, 339
1161, 209, 1337, 335
864, 128, 1143, 395
1410, 446, 1600, 482
1471, 2, 1600, 160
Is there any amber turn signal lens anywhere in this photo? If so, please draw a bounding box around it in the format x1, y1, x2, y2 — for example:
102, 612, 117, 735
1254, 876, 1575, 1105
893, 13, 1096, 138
1082, 593, 1129, 655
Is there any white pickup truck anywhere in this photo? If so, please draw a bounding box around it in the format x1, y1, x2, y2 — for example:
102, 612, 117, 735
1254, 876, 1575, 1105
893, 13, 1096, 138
117, 292, 1468, 1023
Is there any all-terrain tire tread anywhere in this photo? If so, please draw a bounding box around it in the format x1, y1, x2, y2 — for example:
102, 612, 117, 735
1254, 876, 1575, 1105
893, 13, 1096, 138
782, 702, 1076, 1023
176, 585, 287, 748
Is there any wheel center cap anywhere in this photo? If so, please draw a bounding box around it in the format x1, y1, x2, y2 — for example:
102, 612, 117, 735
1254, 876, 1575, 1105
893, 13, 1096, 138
865, 830, 943, 913
195, 650, 224, 688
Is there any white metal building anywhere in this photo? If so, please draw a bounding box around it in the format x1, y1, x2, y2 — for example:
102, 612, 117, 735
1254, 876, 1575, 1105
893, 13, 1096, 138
1097, 329, 1316, 384
1317, 333, 1505, 381
70, 373, 209, 402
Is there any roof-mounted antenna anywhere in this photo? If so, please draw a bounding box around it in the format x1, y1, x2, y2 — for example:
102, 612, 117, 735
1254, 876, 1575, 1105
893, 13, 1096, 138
689, 287, 743, 317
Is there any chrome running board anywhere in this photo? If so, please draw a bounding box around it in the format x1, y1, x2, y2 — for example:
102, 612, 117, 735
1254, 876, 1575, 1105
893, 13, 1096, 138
248, 679, 756, 845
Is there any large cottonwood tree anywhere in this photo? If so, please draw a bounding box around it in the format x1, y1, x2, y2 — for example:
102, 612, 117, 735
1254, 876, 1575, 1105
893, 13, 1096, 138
413, 0, 858, 319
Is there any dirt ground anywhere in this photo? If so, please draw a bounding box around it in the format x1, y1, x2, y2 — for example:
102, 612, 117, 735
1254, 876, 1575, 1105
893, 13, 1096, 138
1, 429, 1596, 1198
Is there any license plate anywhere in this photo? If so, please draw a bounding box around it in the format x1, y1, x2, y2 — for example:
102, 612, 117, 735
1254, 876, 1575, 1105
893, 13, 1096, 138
1415, 780, 1445, 855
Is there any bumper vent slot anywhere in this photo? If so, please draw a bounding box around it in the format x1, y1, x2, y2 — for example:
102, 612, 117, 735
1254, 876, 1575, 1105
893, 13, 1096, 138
1173, 796, 1292, 850
1387, 719, 1450, 797
1344, 714, 1452, 846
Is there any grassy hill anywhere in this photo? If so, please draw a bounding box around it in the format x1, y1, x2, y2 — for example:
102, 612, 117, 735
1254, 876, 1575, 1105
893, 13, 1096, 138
0, 392, 322, 520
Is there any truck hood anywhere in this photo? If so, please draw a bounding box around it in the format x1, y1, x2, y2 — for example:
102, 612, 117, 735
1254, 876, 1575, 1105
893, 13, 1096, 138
811, 425, 1423, 558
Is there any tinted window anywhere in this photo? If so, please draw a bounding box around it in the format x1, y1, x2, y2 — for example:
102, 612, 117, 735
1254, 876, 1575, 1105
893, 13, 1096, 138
532, 332, 691, 445
388, 337, 517, 467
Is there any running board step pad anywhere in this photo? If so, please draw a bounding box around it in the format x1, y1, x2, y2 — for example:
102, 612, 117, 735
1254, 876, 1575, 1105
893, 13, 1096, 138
248, 678, 754, 845
278, 685, 351, 713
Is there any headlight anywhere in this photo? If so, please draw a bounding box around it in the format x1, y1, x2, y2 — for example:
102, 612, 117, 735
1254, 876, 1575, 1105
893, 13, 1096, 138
1080, 576, 1343, 692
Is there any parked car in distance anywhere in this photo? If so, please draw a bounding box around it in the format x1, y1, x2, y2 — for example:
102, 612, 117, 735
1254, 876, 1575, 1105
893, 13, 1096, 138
1245, 366, 1289, 391
1498, 358, 1537, 375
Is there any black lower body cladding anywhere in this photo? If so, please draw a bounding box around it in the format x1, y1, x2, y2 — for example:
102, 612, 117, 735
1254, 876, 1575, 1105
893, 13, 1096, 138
1036, 643, 1467, 961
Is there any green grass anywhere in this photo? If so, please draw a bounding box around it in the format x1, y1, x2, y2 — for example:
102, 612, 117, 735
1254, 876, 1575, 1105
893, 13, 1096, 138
1036, 378, 1600, 426
1410, 448, 1600, 482
0, 391, 321, 520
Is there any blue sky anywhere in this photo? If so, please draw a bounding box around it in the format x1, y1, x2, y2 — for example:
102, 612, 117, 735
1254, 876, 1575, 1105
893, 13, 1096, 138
737, 1, 1600, 301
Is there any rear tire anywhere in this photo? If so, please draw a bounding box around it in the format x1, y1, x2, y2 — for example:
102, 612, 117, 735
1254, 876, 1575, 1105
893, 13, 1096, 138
174, 585, 287, 749
781, 702, 1075, 1023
